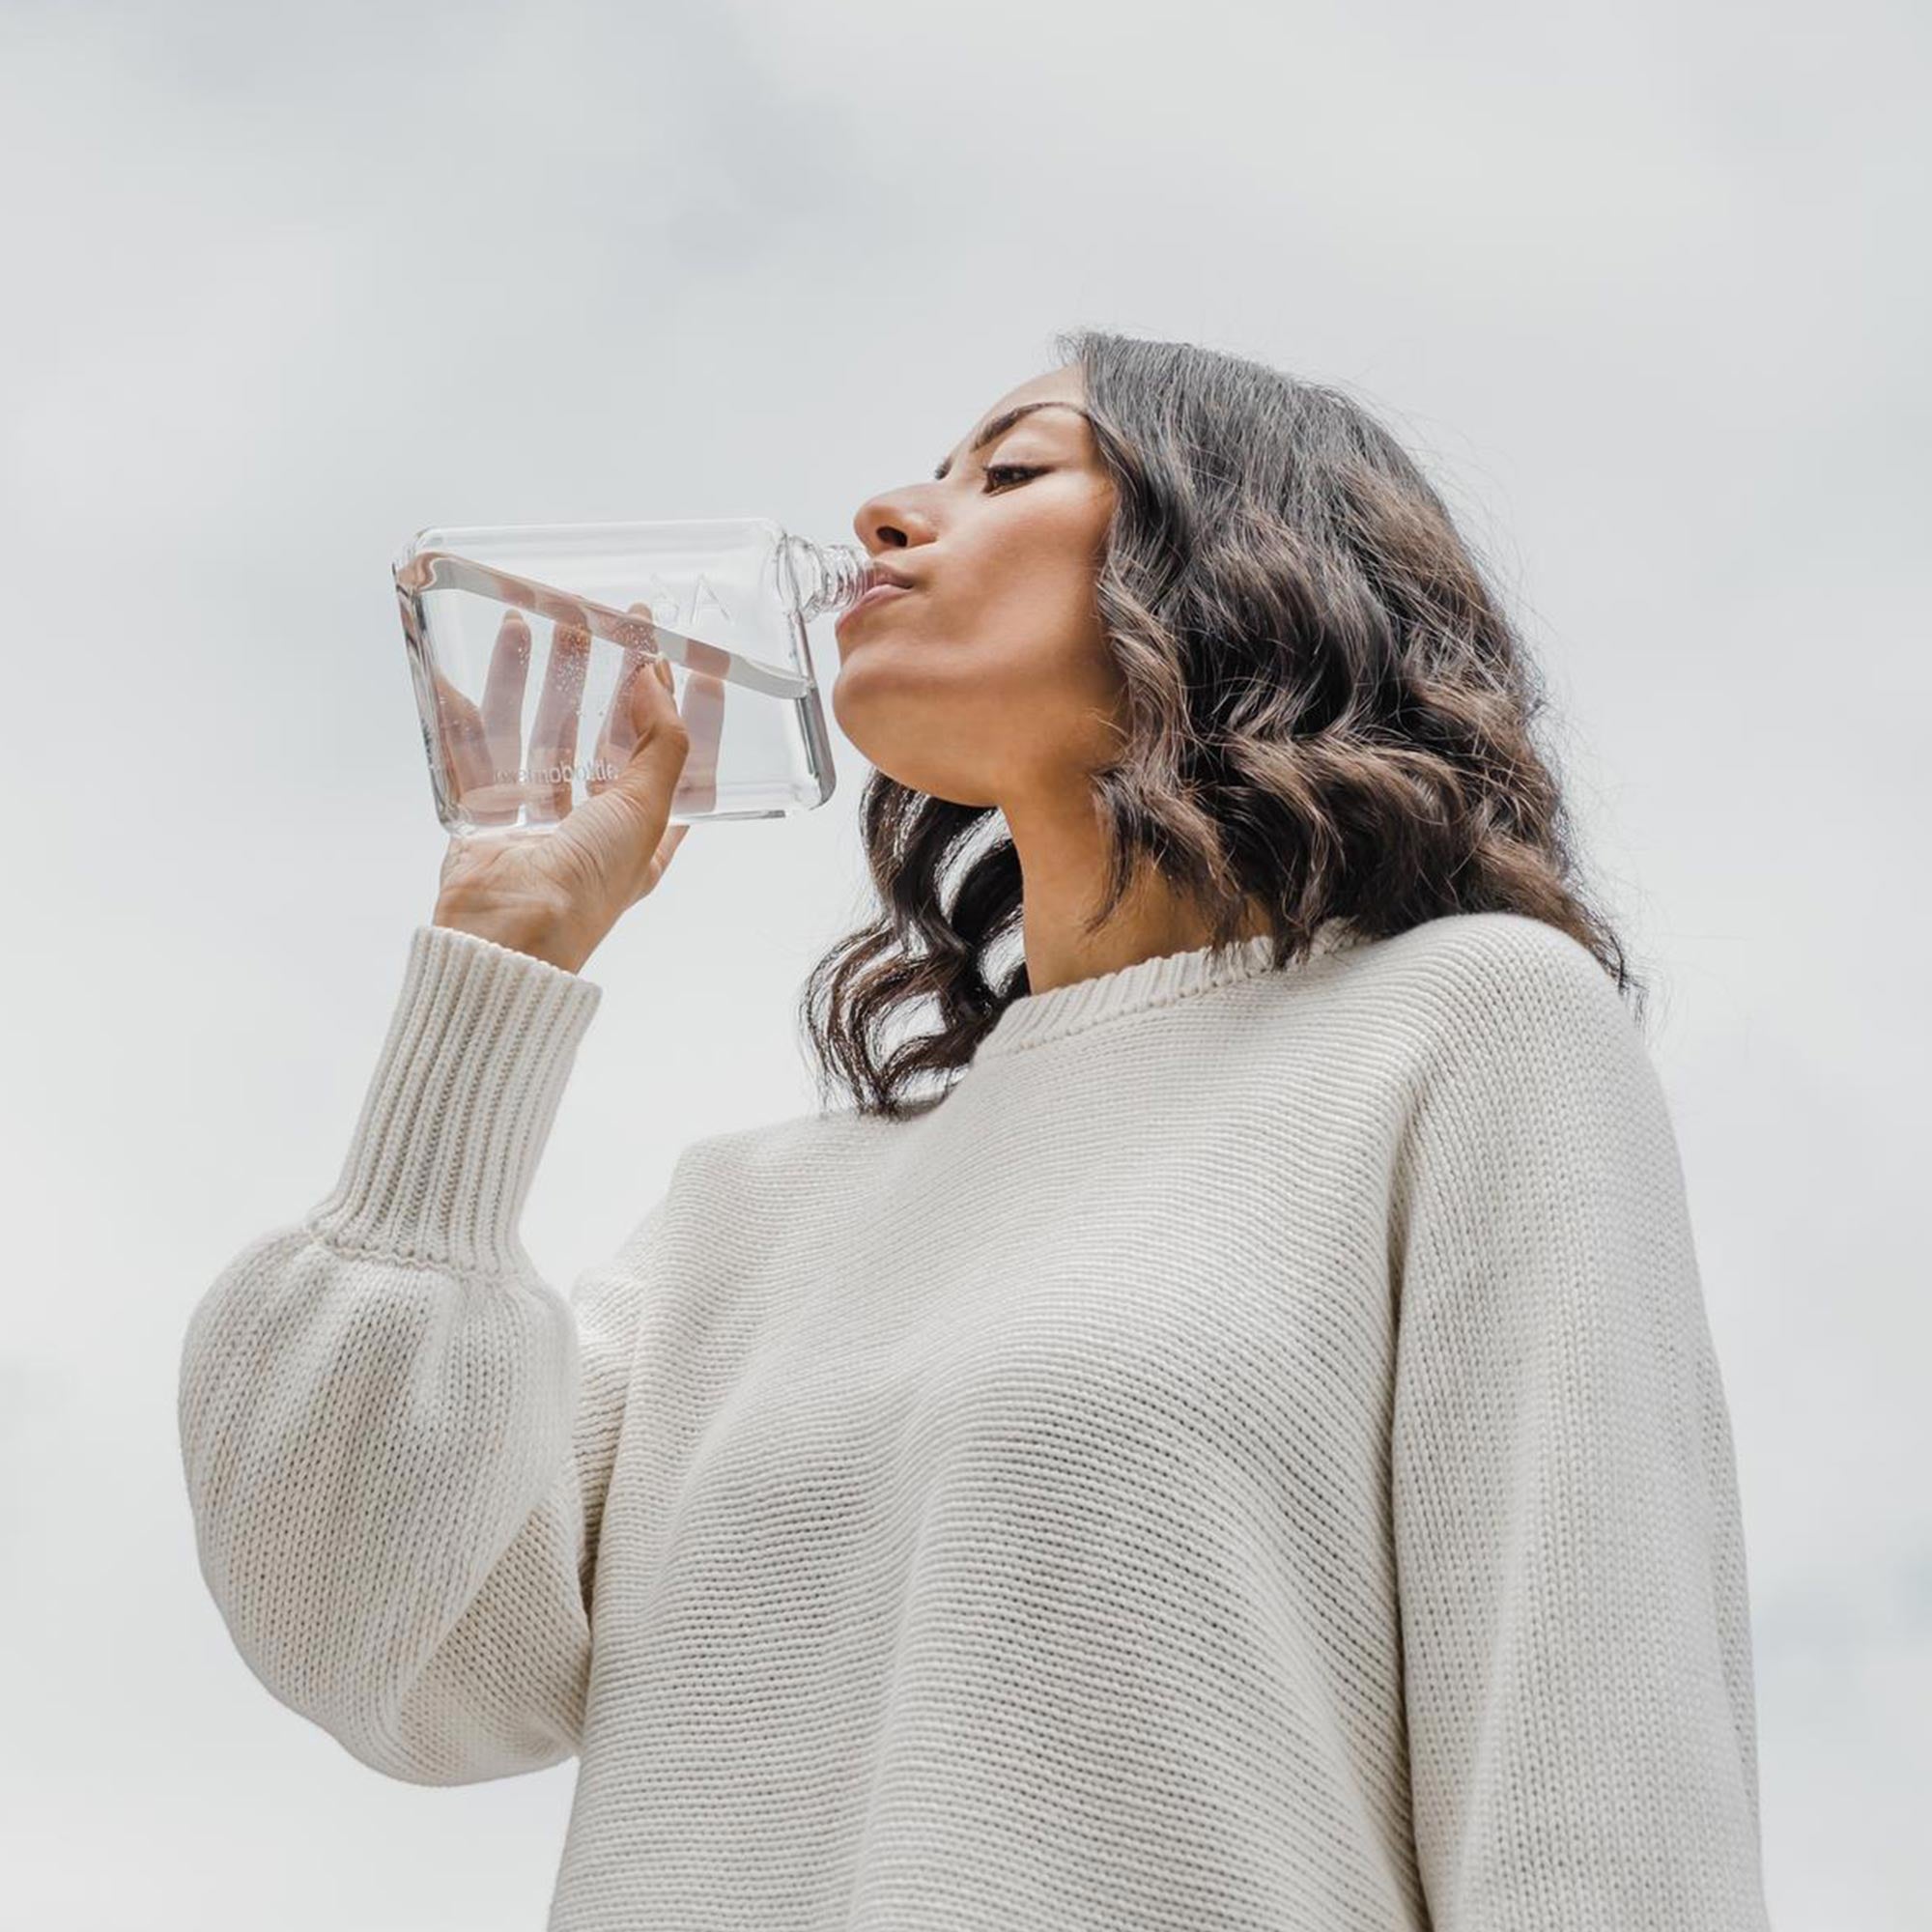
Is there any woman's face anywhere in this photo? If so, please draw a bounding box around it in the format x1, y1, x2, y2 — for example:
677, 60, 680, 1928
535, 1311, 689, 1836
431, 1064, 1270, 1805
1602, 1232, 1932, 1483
833, 363, 1122, 810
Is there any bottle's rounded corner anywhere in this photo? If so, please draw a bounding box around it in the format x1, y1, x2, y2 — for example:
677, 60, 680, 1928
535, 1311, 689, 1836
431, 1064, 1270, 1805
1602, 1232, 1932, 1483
391, 526, 454, 580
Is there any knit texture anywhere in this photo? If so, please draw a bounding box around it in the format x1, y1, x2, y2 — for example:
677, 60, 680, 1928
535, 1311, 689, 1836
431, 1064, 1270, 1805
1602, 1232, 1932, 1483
178, 910, 1769, 1931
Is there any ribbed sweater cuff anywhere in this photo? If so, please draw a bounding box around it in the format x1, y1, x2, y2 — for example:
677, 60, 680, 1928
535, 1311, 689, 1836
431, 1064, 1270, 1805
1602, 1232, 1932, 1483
304, 923, 603, 1276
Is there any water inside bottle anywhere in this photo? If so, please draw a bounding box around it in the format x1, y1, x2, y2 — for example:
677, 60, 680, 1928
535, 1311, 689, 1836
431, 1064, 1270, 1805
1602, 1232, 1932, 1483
394, 544, 835, 835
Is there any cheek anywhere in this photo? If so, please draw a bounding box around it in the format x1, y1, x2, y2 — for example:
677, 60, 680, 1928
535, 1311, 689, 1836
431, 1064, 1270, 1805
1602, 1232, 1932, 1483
956, 549, 1112, 675
953, 620, 1128, 780
829, 516, 1123, 767
996, 582, 1122, 721
924, 563, 1123, 747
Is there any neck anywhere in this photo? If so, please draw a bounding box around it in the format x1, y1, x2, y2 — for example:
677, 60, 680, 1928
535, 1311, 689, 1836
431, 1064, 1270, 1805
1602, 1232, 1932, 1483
1004, 785, 1269, 999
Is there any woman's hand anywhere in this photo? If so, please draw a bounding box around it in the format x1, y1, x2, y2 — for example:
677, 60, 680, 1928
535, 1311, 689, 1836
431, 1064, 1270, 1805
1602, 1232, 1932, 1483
428, 604, 717, 974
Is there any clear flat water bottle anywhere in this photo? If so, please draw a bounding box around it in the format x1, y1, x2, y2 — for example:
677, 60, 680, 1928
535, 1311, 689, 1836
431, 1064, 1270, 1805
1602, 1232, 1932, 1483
391, 517, 879, 835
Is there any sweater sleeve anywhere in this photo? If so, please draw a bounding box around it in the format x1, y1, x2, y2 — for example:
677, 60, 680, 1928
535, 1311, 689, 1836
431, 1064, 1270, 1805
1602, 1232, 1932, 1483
1388, 923, 1769, 1930
177, 921, 663, 1787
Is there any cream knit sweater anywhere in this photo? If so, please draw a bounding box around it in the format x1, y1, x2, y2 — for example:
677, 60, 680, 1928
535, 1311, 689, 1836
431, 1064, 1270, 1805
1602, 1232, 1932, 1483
178, 909, 1769, 1930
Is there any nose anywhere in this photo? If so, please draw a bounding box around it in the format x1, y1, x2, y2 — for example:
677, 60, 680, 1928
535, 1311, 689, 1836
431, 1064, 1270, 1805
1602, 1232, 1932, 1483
852, 483, 938, 557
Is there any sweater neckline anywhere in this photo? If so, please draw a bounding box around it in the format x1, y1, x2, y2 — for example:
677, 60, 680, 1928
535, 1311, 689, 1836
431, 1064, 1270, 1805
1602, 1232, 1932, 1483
973, 917, 1363, 1062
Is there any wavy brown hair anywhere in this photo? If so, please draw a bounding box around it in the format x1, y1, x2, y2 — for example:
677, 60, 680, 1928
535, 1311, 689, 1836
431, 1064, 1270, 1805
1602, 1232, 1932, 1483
798, 327, 1642, 1122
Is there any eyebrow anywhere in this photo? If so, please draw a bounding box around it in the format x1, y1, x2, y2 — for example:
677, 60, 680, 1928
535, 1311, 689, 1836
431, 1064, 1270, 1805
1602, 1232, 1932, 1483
932, 400, 1091, 481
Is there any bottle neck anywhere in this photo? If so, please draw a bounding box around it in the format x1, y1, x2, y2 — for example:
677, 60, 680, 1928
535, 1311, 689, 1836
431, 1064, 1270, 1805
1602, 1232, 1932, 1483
781, 535, 878, 619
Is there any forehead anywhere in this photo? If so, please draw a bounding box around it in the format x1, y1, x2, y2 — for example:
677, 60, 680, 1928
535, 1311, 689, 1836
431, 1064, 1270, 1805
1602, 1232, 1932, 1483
936, 371, 1092, 477
971, 367, 1086, 438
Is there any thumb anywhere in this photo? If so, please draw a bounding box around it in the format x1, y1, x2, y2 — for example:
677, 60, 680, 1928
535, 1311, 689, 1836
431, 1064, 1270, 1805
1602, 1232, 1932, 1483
602, 654, 690, 832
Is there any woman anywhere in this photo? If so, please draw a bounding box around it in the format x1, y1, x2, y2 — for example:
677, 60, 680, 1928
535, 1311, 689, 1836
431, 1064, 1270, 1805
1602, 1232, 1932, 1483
179, 330, 1770, 1930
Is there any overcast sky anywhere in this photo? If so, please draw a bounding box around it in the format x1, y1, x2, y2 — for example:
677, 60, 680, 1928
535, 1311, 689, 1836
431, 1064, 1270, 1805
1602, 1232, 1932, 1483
2, 1, 1926, 1925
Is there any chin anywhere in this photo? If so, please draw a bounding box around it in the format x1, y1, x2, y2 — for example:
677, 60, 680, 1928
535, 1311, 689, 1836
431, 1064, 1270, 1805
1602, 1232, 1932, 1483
836, 731, 995, 807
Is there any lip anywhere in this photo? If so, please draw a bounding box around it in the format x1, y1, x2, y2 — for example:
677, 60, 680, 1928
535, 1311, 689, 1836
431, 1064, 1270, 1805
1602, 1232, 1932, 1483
836, 582, 913, 632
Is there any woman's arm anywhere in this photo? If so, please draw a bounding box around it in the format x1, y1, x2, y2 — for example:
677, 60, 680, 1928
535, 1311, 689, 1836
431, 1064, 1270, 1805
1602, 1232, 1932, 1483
1388, 919, 1768, 1929
177, 923, 662, 1785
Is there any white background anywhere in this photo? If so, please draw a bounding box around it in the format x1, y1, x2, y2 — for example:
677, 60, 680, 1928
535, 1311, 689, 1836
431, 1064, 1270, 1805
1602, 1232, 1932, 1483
2, 1, 1925, 1926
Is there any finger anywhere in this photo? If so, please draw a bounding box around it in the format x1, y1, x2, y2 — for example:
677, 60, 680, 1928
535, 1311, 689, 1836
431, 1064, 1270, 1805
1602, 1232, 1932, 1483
587, 658, 643, 797
588, 603, 657, 796
449, 611, 530, 826
479, 610, 532, 810
674, 670, 726, 815
431, 668, 495, 819
527, 618, 591, 823
626, 647, 681, 741
603, 668, 693, 861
